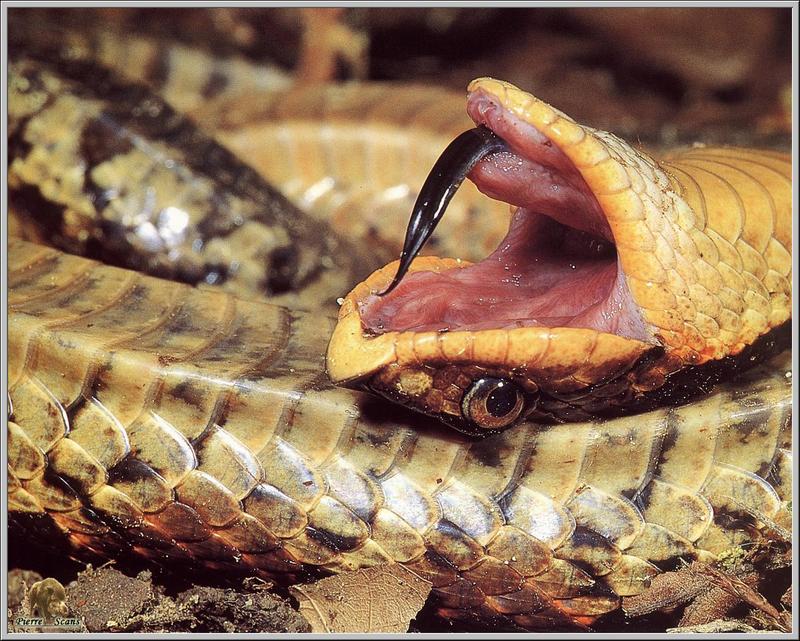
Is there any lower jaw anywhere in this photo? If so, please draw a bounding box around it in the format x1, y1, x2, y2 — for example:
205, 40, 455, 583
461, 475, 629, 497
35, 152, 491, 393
358, 208, 652, 344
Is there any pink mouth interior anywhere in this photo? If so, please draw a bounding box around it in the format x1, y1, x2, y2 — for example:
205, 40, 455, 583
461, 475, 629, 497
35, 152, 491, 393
359, 91, 652, 343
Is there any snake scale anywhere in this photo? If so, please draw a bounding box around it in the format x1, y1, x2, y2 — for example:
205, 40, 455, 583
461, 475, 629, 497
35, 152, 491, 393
6, 22, 794, 631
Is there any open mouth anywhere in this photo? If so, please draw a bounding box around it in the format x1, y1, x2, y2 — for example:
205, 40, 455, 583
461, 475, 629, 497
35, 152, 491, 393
357, 86, 653, 344
327, 77, 791, 432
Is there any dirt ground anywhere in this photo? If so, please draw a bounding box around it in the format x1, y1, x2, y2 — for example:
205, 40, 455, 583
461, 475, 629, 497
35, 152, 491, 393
7, 533, 792, 633
13, 6, 792, 144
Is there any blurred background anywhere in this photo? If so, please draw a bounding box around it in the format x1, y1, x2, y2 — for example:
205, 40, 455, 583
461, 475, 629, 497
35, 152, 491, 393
6, 6, 794, 633
11, 5, 792, 146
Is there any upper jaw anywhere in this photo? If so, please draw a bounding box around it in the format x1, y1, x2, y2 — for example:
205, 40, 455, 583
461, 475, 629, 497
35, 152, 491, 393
465, 86, 614, 244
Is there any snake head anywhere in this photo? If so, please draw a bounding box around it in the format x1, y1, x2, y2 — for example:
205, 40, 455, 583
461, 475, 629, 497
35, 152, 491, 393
327, 256, 656, 436
326, 77, 790, 435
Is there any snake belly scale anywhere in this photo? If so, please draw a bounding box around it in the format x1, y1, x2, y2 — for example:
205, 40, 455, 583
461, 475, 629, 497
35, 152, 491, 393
7, 239, 793, 628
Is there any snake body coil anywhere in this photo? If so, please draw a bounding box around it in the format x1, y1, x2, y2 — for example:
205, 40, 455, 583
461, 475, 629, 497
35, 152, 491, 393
7, 240, 793, 629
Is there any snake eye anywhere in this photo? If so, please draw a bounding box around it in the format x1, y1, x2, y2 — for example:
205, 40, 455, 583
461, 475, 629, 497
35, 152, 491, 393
461, 377, 524, 430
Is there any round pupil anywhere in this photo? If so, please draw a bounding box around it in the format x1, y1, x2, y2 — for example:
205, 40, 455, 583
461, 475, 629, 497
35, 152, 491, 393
485, 381, 517, 417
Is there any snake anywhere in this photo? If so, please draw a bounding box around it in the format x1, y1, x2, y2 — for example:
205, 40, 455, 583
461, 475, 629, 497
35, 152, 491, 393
6, 25, 793, 631
328, 78, 792, 436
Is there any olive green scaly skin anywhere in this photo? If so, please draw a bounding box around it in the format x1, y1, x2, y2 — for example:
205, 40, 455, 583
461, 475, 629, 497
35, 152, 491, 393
9, 23, 512, 268
8, 18, 292, 116
8, 239, 791, 629
8, 55, 372, 309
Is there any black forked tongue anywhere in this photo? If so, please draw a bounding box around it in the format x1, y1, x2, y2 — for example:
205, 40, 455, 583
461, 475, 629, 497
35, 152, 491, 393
378, 125, 508, 296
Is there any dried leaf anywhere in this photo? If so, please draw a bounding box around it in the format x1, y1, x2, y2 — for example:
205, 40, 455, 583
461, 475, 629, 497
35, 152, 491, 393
290, 564, 432, 633
780, 586, 791, 609
679, 584, 741, 627
690, 564, 790, 632
668, 619, 760, 633
624, 557, 791, 633
622, 565, 709, 617
242, 576, 274, 591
